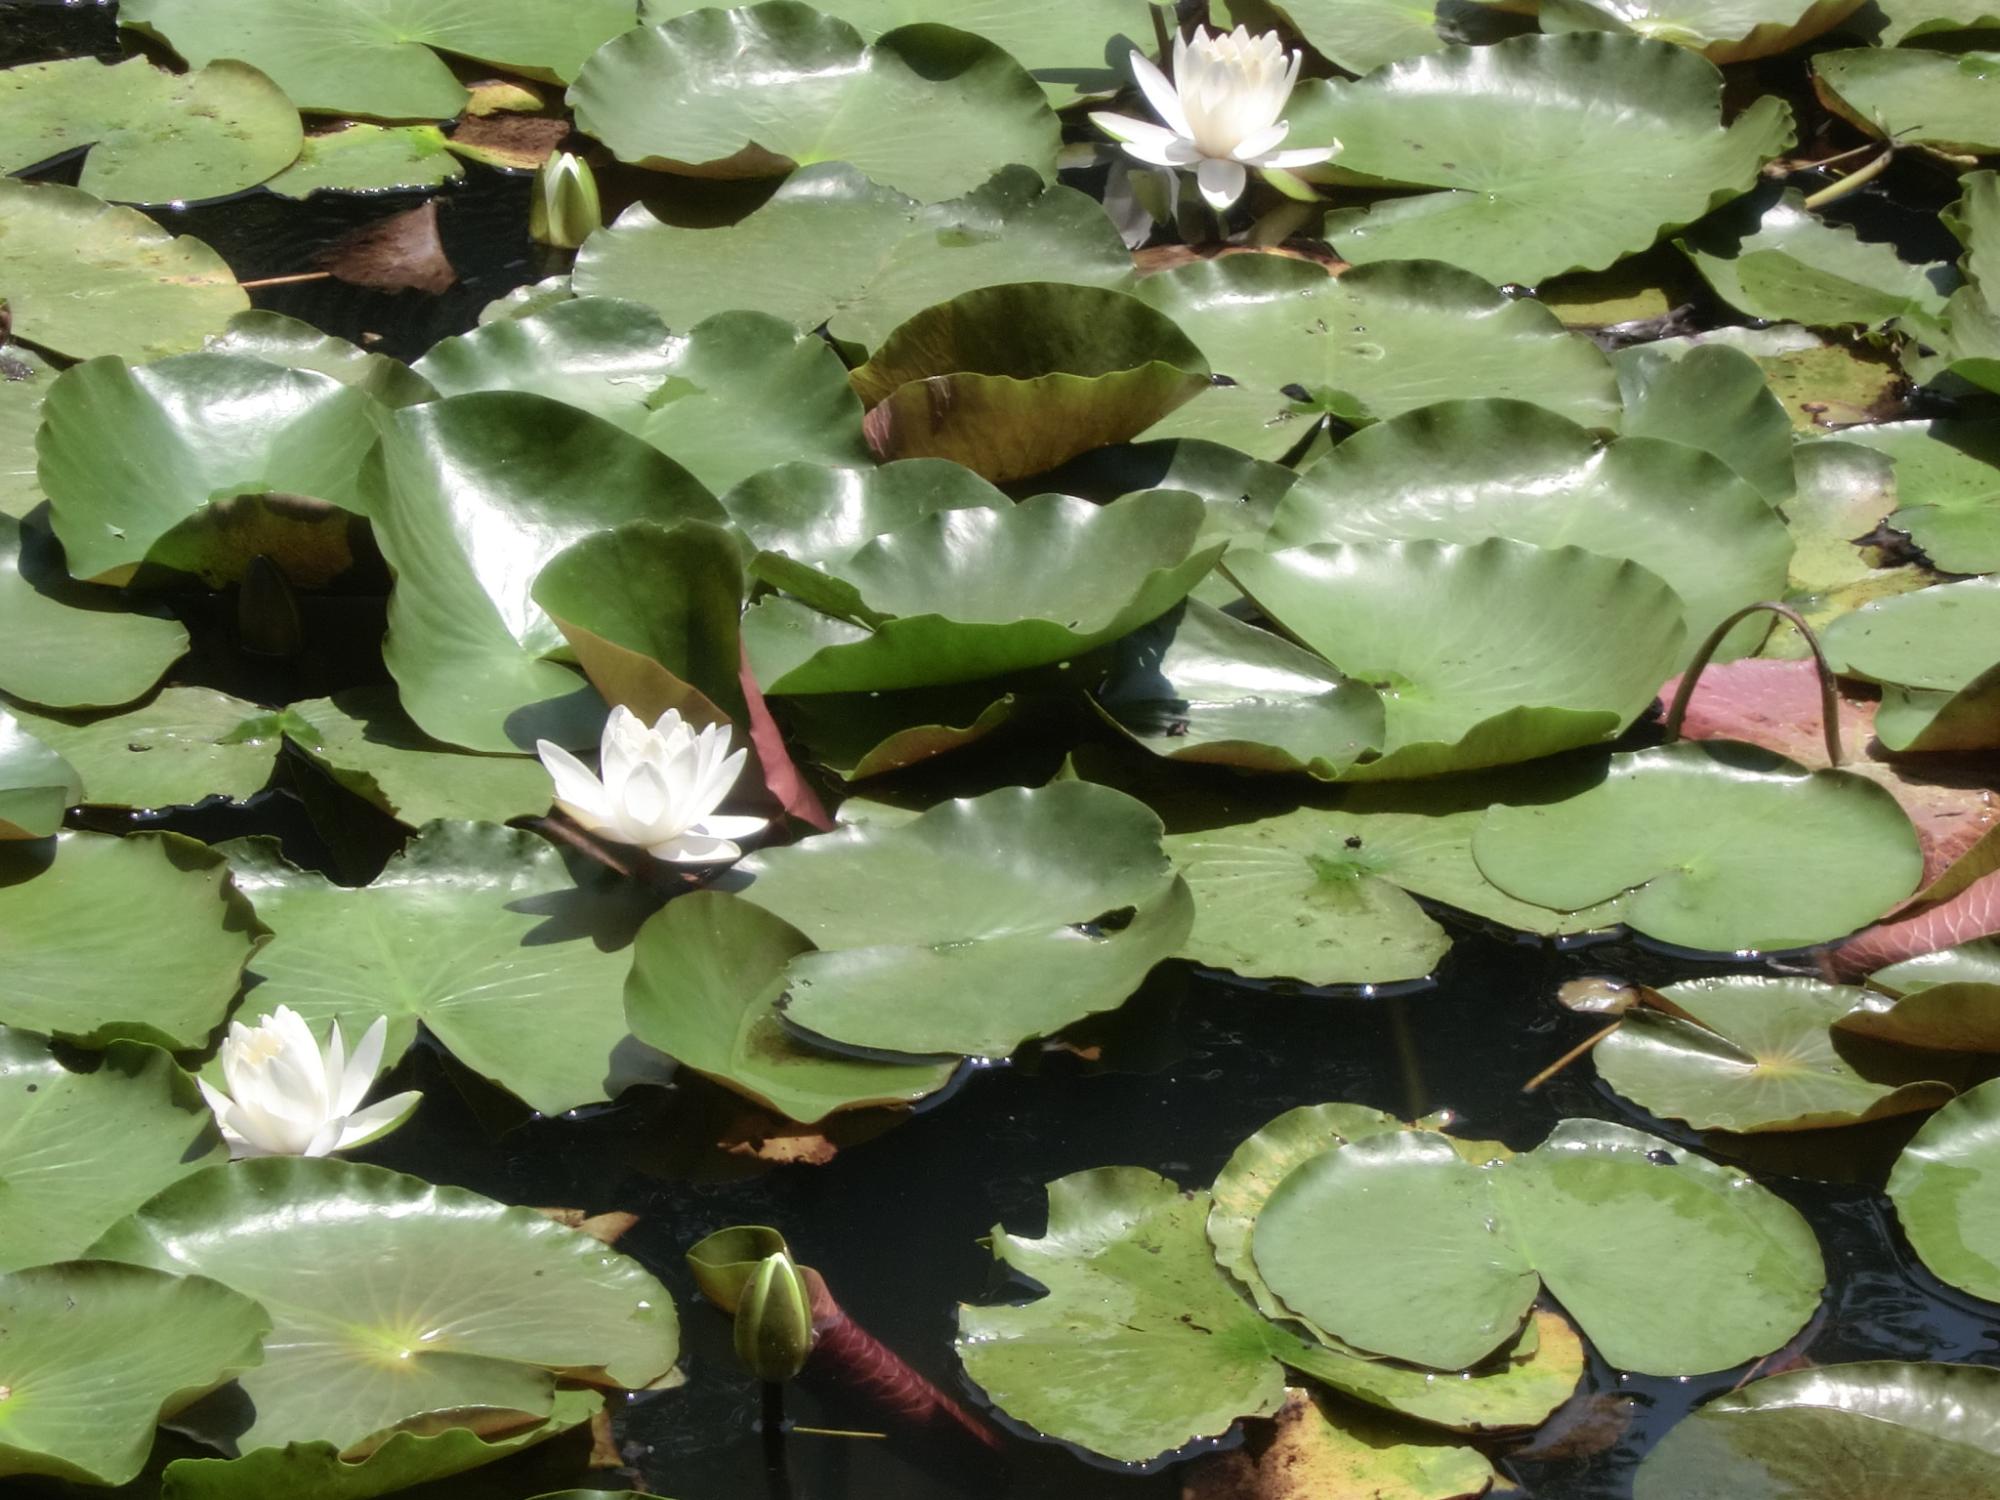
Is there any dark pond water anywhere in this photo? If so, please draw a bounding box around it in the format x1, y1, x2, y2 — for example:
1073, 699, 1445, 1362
7, 4, 1998, 1496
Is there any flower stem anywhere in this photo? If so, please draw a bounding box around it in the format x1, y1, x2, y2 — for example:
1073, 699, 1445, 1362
1801, 145, 1895, 211
1661, 601, 1843, 766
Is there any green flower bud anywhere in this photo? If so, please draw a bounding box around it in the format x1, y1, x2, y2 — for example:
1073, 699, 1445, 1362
530, 151, 601, 250
733, 1250, 814, 1383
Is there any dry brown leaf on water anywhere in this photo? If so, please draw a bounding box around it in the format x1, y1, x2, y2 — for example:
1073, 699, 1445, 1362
1181, 1388, 1497, 1500
534, 1207, 641, 1246
449, 113, 571, 171
317, 201, 456, 294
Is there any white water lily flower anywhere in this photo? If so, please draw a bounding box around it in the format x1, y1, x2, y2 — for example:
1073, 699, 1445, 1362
198, 1007, 420, 1159
1090, 26, 1337, 210
537, 705, 767, 865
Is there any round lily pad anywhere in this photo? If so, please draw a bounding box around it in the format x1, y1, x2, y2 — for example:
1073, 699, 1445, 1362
1472, 741, 1925, 953
1252, 1118, 1825, 1375
1814, 47, 2000, 156
0, 55, 301, 205
1842, 944, 2000, 1052
1887, 1076, 2000, 1302
624, 889, 957, 1123
1537, 0, 1869, 62
570, 2, 1059, 201
737, 781, 1193, 1057
11, 688, 285, 811
1253, 0, 1493, 73
0, 344, 54, 519
0, 712, 78, 841
1824, 578, 2000, 752
1835, 418, 2000, 576
265, 123, 464, 198
724, 459, 1010, 567
1307, 33, 1793, 283
202, 310, 437, 407
1611, 339, 1797, 504
90, 1156, 678, 1455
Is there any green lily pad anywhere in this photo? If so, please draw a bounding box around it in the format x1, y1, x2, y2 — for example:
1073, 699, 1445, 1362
202, 311, 437, 407
0, 344, 55, 519
0, 711, 78, 840
284, 689, 553, 827
266, 123, 464, 198
1187, 1385, 1502, 1500
0, 1027, 226, 1273
1887, 1076, 2000, 1302
1835, 419, 2000, 576
1308, 33, 1792, 283
416, 300, 867, 493
1824, 578, 2000, 751
571, 2, 1058, 201
1471, 741, 1925, 952
1611, 339, 1797, 504
0, 56, 301, 205
1137, 381, 1323, 463
1246, 0, 1506, 73
1865, 0, 2000, 42
724, 459, 1010, 566
0, 1261, 269, 1486
737, 782, 1192, 1057
10, 688, 285, 811
0, 831, 256, 1048
1814, 47, 2000, 156
745, 490, 1221, 694
1634, 1361, 2000, 1499
851, 282, 1209, 481
1836, 973, 2000, 1053
1224, 539, 1686, 780
778, 682, 1020, 779
1254, 1118, 1824, 1374
1876, 940, 2000, 992
364, 392, 724, 751
957, 1167, 1583, 1465
625, 889, 956, 1122
1778, 440, 1905, 611
121, 0, 636, 119
1593, 976, 1956, 1132
1666, 324, 1906, 431
1537, 0, 1869, 61
36, 352, 379, 584
1680, 190, 1953, 333
1269, 400, 1790, 661
0, 180, 247, 363
573, 164, 1134, 354
226, 824, 663, 1116
641, 0, 1151, 105
1129, 256, 1619, 435
91, 1156, 678, 1454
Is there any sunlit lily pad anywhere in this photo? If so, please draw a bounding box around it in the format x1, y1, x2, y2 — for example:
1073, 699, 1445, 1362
737, 782, 1192, 1057
574, 164, 1134, 353
1269, 399, 1790, 660
0, 831, 256, 1048
1634, 1361, 2000, 1499
0, 56, 301, 205
0, 1026, 225, 1273
0, 1261, 269, 1486
571, 2, 1058, 201
266, 123, 464, 198
1537, 0, 1868, 61
91, 1156, 678, 1454
723, 459, 1010, 566
121, 0, 635, 119
0, 180, 247, 363
1824, 577, 2000, 752
0, 711, 78, 840
625, 889, 957, 1122
1129, 256, 1619, 435
1863, 0, 2000, 41
1247, 0, 1513, 73
1836, 966, 2000, 1053
1254, 1118, 1824, 1374
415, 300, 868, 492
1225, 538, 1686, 780
1887, 1076, 2000, 1302
0, 345, 54, 519
1307, 34, 1792, 283
1612, 340, 1796, 503
1835, 418, 2000, 576
10, 688, 285, 811
1814, 47, 2000, 156
202, 311, 436, 407
226, 824, 663, 1116
1593, 976, 1956, 1132
1472, 742, 1925, 952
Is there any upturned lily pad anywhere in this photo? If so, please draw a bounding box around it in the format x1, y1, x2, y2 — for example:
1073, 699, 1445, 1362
265, 123, 464, 198
1184, 1386, 1501, 1500
573, 164, 1135, 353
1612, 340, 1796, 504
0, 712, 78, 840
284, 690, 553, 827
1254, 1118, 1824, 1374
11, 688, 285, 811
0, 56, 302, 205
1634, 1361, 2000, 1499
958, 1167, 1583, 1465
121, 0, 636, 119
1592, 976, 1956, 1132
36, 352, 379, 584
0, 1027, 225, 1273
625, 889, 956, 1122
0, 831, 257, 1048
363, 392, 724, 751
202, 311, 437, 407
1473, 742, 1925, 952
415, 300, 868, 492
91, 1156, 678, 1454
1887, 1076, 2000, 1302
1129, 256, 1619, 435
1823, 577, 2000, 752
0, 180, 247, 363
1537, 0, 1868, 61
1835, 419, 2000, 576
570, 3, 1059, 201
0, 1261, 269, 1486
1269, 400, 1790, 660
736, 782, 1192, 1057
1836, 969, 2000, 1053
724, 459, 1010, 566
745, 490, 1221, 694
1814, 47, 2000, 156
1307, 34, 1792, 283
225, 824, 664, 1116
777, 682, 1020, 780
850, 282, 1209, 481
1224, 539, 1686, 780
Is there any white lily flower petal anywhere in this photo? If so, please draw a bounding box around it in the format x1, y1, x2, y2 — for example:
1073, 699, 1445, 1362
692, 812, 771, 842
1231, 121, 1293, 162
334, 1091, 424, 1152
536, 741, 612, 822
647, 830, 745, 865
337, 1015, 389, 1117
194, 1008, 420, 1159
1098, 116, 1202, 167
599, 705, 650, 787
1257, 144, 1339, 170
1130, 50, 1193, 139
1196, 156, 1249, 209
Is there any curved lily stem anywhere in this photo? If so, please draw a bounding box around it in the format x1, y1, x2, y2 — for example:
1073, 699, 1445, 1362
1661, 601, 1844, 767
1151, 2, 1174, 64
1522, 1020, 1623, 1093
1802, 145, 1896, 210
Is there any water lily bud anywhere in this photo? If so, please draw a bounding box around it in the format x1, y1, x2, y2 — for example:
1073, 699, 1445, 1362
733, 1251, 814, 1383
530, 150, 600, 249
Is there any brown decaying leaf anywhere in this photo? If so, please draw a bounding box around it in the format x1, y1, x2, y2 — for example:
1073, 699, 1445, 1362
533, 1207, 641, 1246
448, 114, 571, 171
316, 201, 456, 294
1134, 243, 1349, 277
